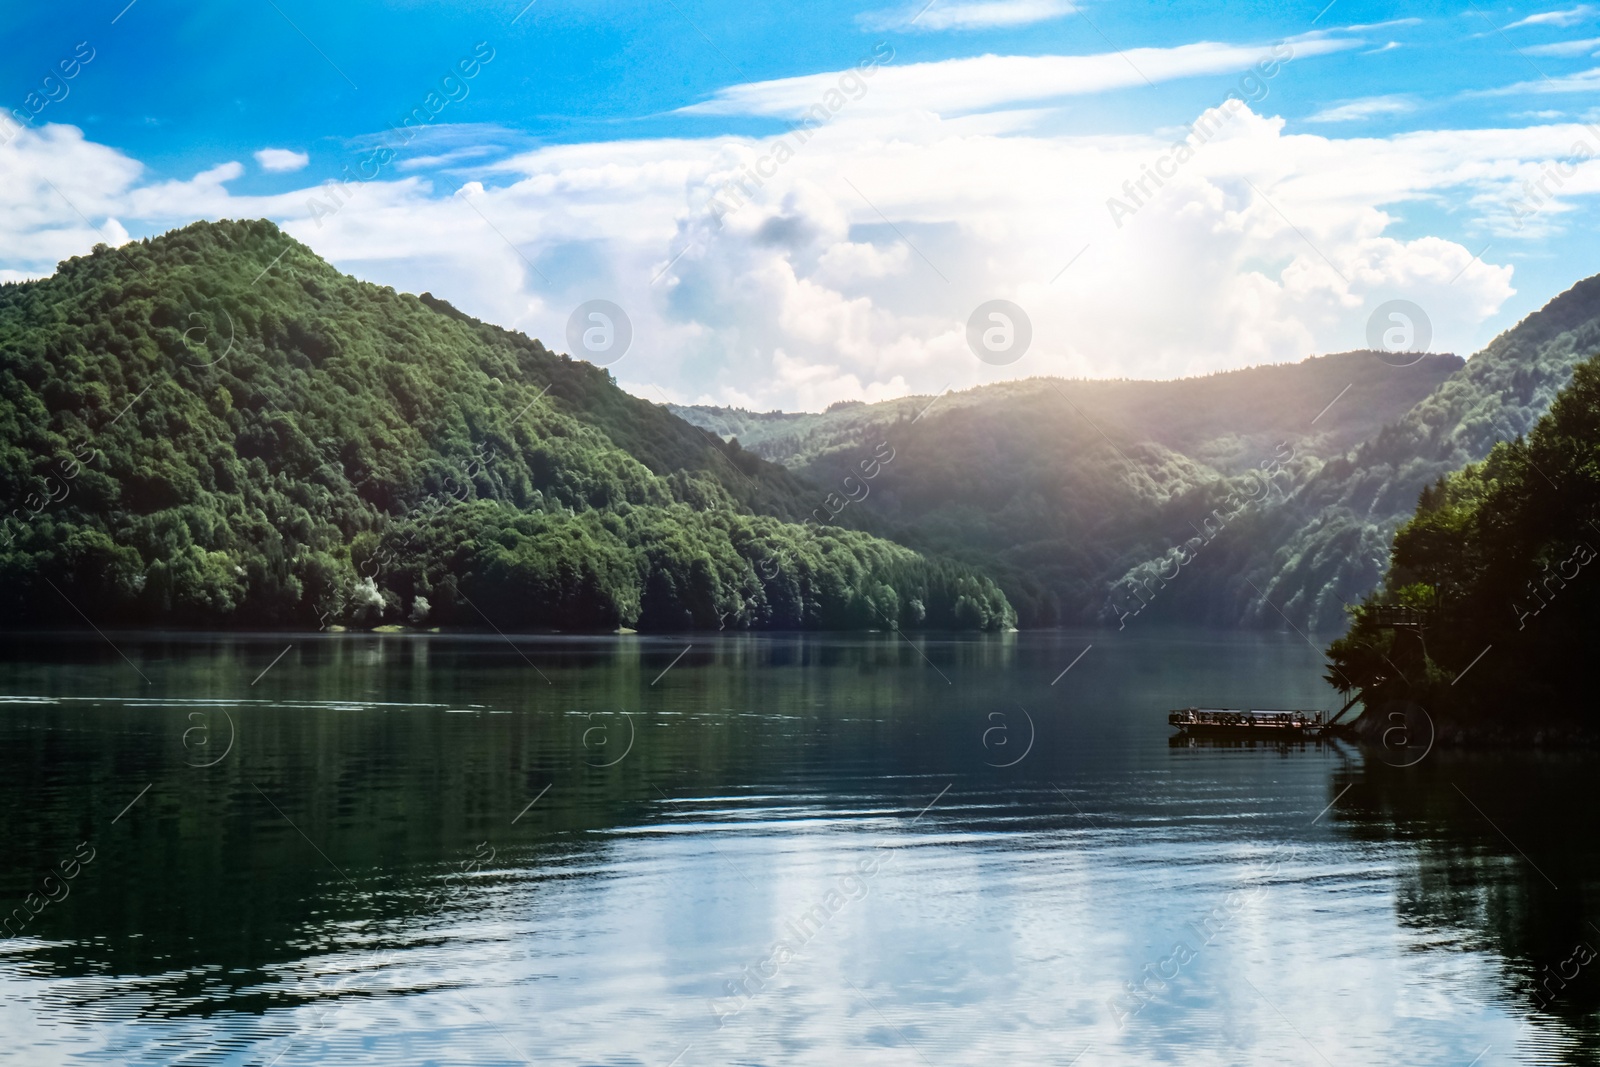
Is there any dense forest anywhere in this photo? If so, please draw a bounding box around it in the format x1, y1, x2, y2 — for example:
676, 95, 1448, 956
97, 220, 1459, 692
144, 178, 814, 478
679, 276, 1600, 630
0, 220, 1014, 632
1327, 355, 1600, 740
10, 219, 1593, 637
677, 352, 1462, 626
1183, 274, 1600, 632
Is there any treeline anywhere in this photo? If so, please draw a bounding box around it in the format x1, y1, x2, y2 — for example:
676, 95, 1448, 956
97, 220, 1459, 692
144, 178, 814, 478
1196, 276, 1600, 631
677, 353, 1466, 627
0, 219, 1013, 632
1326, 355, 1600, 735
355, 501, 1013, 632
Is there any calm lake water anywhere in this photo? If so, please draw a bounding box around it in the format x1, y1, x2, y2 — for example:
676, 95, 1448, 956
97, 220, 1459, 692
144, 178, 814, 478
1, 630, 1596, 1066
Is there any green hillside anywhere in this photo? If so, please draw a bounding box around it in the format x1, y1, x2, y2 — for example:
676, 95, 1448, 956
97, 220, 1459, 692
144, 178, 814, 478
0, 220, 1013, 632
1157, 274, 1600, 631
1327, 354, 1600, 740
679, 276, 1600, 630
677, 353, 1460, 475
676, 352, 1462, 625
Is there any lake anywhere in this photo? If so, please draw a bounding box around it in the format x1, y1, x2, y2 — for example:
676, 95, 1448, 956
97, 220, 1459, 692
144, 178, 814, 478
0, 630, 1594, 1066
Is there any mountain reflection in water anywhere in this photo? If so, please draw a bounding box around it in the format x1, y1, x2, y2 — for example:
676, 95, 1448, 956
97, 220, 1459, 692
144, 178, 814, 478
0, 630, 1592, 1065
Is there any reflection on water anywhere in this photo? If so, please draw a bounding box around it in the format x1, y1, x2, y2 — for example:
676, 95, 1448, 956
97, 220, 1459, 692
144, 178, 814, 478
0, 630, 1594, 1064
1331, 754, 1600, 1064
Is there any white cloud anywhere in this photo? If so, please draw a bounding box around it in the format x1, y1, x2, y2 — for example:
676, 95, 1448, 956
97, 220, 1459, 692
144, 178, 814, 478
1486, 65, 1600, 93
1344, 18, 1424, 31
860, 0, 1077, 32
254, 147, 309, 172
397, 146, 499, 171
680, 34, 1364, 119
0, 124, 144, 266
195, 161, 245, 184
1306, 95, 1414, 122
299, 106, 1535, 406
1362, 41, 1402, 54
15, 97, 1600, 411
1506, 5, 1594, 28
1524, 34, 1600, 53
815, 239, 911, 285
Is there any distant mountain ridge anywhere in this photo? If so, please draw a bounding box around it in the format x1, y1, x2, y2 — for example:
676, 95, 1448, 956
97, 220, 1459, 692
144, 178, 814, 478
676, 351, 1462, 476
1161, 273, 1600, 630
10, 218, 1592, 634
674, 350, 1466, 626
677, 274, 1600, 631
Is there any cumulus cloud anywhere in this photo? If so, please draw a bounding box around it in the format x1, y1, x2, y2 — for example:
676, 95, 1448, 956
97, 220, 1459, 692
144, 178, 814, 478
254, 148, 310, 172
9, 94, 1600, 410
0, 124, 144, 268
294, 105, 1535, 406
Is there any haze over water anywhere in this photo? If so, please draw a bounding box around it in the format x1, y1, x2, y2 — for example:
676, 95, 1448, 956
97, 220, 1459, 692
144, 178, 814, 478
0, 631, 1592, 1066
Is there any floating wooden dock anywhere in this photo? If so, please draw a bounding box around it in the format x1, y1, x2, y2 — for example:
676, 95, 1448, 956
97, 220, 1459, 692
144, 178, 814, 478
1168, 707, 1331, 738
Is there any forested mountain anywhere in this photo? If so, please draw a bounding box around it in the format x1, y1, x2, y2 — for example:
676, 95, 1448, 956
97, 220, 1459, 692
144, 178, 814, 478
10, 219, 1590, 635
678, 353, 1459, 476
1327, 354, 1600, 740
676, 352, 1463, 626
1165, 275, 1600, 631
0, 220, 1013, 632
677, 277, 1600, 630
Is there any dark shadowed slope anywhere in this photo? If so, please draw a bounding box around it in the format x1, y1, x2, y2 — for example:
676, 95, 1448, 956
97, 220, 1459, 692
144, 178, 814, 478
677, 351, 1463, 625
1166, 274, 1600, 631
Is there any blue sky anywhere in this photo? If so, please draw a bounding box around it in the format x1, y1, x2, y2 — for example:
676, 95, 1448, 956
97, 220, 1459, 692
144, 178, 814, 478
8, 1, 1590, 171
3, 0, 1598, 407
